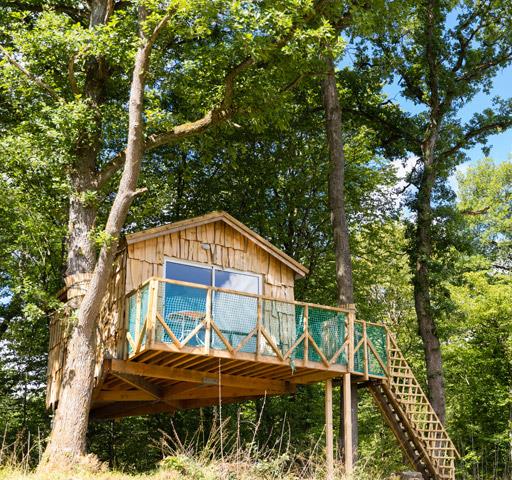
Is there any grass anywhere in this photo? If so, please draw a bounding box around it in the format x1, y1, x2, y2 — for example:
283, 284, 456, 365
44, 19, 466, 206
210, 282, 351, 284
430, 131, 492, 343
0, 402, 396, 480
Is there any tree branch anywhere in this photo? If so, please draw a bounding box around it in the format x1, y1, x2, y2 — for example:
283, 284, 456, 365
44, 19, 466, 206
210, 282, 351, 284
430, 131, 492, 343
0, 45, 63, 102
95, 0, 332, 188
460, 206, 489, 216
456, 50, 512, 84
439, 119, 512, 159
2, 0, 88, 23
67, 53, 80, 97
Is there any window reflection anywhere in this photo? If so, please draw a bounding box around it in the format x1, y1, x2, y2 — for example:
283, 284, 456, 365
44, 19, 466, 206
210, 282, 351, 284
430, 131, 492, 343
165, 261, 212, 286
214, 270, 259, 294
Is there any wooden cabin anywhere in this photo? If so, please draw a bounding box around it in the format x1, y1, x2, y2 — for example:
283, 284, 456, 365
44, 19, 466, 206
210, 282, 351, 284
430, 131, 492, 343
46, 211, 458, 480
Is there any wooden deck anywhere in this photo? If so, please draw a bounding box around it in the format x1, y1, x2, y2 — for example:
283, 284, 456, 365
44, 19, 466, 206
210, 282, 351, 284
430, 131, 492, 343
90, 277, 389, 419
87, 277, 459, 480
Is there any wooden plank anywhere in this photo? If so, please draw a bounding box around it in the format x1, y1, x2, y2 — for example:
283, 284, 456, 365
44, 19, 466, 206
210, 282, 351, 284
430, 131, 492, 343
210, 320, 235, 353
363, 321, 369, 381
155, 312, 183, 349
110, 359, 294, 393
148, 279, 158, 346
126, 331, 136, 352
134, 316, 147, 354
204, 289, 212, 355
233, 327, 257, 353
96, 390, 155, 402
329, 338, 349, 365
149, 340, 348, 373
165, 385, 288, 400
283, 333, 305, 360
180, 318, 207, 347
260, 326, 284, 360
111, 371, 162, 400
91, 401, 177, 420
307, 333, 330, 367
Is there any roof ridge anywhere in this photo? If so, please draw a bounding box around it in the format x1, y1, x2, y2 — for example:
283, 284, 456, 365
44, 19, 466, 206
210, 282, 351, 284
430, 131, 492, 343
125, 211, 308, 277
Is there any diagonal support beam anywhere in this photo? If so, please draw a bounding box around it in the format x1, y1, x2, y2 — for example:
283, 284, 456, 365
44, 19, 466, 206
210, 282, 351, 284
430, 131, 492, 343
111, 371, 162, 400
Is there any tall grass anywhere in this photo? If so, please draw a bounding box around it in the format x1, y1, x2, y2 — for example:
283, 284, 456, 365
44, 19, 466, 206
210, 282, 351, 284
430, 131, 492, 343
0, 400, 389, 479
155, 401, 383, 480
0, 427, 43, 474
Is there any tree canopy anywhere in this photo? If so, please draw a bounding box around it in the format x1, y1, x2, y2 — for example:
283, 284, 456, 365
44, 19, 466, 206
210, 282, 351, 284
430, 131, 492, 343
0, 0, 511, 478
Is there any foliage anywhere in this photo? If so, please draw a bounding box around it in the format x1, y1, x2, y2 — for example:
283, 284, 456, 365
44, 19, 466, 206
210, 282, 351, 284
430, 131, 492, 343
0, 0, 511, 478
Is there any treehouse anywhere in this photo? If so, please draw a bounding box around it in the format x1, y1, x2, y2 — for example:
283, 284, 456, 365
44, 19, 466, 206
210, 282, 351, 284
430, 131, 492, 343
47, 211, 458, 480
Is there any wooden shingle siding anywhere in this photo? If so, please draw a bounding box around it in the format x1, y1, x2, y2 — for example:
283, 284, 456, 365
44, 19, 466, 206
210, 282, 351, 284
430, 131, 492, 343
46, 247, 127, 409
125, 221, 296, 300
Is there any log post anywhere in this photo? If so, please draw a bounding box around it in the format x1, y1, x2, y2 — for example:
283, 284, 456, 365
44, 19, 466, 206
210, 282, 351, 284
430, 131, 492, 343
343, 373, 353, 476
205, 288, 212, 355
325, 379, 334, 480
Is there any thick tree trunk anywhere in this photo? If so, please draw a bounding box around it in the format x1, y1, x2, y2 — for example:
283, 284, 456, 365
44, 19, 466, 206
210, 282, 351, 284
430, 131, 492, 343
322, 57, 358, 463
413, 145, 446, 424
410, 0, 446, 425
41, 6, 167, 467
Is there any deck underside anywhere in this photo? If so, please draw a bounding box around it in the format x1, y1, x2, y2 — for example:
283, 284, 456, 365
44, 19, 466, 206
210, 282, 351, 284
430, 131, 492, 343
90, 348, 352, 419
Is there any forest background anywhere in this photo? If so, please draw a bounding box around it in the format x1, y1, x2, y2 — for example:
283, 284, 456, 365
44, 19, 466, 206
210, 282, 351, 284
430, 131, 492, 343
0, 0, 511, 479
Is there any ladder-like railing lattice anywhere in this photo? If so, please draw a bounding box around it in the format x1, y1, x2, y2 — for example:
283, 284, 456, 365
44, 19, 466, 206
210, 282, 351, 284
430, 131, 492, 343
371, 335, 459, 480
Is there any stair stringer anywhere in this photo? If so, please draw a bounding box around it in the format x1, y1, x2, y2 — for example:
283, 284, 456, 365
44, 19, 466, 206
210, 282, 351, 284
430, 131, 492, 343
369, 382, 435, 479
369, 334, 459, 480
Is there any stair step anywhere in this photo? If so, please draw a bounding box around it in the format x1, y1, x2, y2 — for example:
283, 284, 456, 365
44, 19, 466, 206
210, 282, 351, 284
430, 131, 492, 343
369, 338, 458, 480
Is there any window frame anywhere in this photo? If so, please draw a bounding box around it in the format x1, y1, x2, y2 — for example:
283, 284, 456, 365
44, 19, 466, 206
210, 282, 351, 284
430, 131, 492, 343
163, 257, 262, 295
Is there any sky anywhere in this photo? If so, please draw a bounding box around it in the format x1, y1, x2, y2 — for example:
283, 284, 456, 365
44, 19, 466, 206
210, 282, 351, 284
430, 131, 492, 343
383, 64, 512, 168
382, 64, 512, 194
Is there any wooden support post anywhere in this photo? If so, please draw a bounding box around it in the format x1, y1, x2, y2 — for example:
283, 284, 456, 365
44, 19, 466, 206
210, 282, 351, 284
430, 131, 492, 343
147, 279, 158, 347
325, 379, 334, 480
304, 305, 309, 367
363, 320, 369, 381
343, 373, 353, 476
135, 289, 141, 346
347, 307, 355, 372
385, 328, 391, 377
205, 288, 212, 355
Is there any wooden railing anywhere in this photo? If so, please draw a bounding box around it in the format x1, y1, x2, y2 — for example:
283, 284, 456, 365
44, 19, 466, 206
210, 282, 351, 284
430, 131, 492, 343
123, 277, 389, 377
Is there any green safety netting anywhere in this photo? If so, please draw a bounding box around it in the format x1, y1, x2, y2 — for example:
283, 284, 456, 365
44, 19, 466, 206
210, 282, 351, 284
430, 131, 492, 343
212, 290, 258, 352
353, 323, 387, 377
307, 307, 347, 364
157, 283, 207, 346
126, 284, 149, 354
260, 299, 299, 357
129, 280, 388, 375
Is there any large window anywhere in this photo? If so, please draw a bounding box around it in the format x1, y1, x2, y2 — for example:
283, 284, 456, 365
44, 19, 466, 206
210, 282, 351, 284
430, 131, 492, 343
165, 260, 261, 294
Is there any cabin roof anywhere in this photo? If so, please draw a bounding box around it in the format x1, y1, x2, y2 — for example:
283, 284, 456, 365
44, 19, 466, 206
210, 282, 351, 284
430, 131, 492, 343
125, 211, 309, 277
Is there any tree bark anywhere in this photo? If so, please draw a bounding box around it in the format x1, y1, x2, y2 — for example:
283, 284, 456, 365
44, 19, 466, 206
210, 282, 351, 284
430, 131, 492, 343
411, 0, 446, 425
413, 138, 446, 424
41, 6, 169, 467
322, 56, 358, 463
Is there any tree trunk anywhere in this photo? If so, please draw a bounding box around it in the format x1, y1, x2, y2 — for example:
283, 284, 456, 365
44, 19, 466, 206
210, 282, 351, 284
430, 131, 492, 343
41, 6, 166, 468
322, 56, 358, 463
413, 144, 446, 424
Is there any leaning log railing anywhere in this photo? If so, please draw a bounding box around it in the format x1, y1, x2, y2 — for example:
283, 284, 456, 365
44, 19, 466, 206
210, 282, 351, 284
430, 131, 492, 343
124, 277, 389, 377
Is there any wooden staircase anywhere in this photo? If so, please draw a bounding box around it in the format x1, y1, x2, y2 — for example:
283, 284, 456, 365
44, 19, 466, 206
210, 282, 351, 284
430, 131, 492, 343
369, 335, 459, 480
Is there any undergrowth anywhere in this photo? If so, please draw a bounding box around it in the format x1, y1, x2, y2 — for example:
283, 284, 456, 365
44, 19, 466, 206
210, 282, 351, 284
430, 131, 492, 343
0, 401, 397, 480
